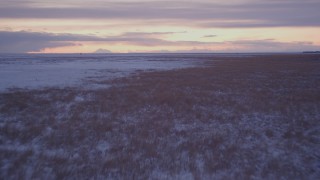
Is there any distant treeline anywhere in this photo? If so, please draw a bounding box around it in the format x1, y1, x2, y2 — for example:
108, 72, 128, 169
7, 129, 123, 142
303, 51, 320, 54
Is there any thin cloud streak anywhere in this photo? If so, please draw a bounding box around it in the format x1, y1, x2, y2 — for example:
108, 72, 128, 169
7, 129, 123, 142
203, 35, 217, 38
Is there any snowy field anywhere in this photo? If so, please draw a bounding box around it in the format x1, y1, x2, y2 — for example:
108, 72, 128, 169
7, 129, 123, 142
0, 53, 320, 179
0, 53, 206, 91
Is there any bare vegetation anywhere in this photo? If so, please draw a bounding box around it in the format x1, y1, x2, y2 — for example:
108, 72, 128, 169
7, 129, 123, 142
1, 54, 320, 179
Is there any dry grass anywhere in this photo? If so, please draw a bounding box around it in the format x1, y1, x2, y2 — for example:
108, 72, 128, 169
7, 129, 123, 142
1, 54, 320, 179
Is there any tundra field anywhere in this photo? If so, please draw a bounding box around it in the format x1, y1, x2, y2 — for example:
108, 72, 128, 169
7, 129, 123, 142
0, 54, 320, 179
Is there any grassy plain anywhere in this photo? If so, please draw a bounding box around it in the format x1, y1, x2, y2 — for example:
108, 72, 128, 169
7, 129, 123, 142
1, 54, 320, 179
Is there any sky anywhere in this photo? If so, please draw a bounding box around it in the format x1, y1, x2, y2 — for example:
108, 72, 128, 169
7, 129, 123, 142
1, 0, 320, 53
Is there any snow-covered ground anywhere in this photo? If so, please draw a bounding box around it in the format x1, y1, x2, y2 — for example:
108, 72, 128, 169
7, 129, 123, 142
0, 53, 208, 91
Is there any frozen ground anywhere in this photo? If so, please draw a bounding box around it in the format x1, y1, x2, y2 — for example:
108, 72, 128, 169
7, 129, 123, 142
0, 53, 207, 91
0, 54, 320, 179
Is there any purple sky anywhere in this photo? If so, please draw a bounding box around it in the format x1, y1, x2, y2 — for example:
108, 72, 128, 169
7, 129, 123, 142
1, 0, 320, 53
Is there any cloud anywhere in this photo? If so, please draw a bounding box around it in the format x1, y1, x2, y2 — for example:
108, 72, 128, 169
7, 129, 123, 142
1, 31, 319, 53
0, 31, 73, 53
0, 31, 103, 53
1, 1, 320, 27
120, 31, 186, 37
0, 30, 216, 53
0, 41, 74, 53
222, 39, 320, 52
203, 35, 217, 38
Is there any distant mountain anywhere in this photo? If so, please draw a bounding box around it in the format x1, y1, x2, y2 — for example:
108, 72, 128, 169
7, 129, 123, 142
94, 49, 112, 53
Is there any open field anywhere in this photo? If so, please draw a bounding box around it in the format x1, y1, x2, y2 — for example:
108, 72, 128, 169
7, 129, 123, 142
1, 54, 320, 179
0, 53, 201, 91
